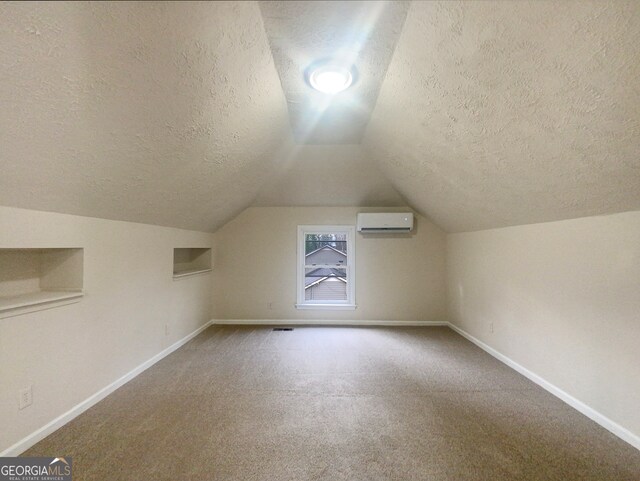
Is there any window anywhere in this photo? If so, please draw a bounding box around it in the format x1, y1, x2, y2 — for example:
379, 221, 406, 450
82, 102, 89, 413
296, 225, 356, 310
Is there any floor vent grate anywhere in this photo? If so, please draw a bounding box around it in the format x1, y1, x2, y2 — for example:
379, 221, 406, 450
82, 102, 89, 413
273, 327, 294, 331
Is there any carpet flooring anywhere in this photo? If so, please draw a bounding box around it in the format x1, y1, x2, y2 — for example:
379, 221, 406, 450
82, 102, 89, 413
24, 326, 640, 480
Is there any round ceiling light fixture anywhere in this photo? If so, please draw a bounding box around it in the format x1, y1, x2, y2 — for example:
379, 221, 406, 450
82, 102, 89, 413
306, 61, 355, 95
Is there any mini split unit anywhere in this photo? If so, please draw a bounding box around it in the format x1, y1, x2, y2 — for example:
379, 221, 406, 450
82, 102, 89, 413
356, 213, 414, 233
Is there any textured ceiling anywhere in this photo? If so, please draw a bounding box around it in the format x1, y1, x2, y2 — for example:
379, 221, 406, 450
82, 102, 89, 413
365, 1, 640, 232
260, 1, 408, 144
253, 145, 405, 207
1, 1, 639, 233
0, 1, 290, 232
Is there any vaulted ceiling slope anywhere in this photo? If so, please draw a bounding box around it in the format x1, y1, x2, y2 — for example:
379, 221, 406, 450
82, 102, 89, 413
0, 1, 290, 232
1, 2, 639, 234
364, 1, 640, 232
253, 145, 406, 207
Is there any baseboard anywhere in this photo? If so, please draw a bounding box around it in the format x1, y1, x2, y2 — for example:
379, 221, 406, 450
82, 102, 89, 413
0, 320, 214, 457
211, 319, 448, 327
4, 319, 637, 455
448, 323, 640, 451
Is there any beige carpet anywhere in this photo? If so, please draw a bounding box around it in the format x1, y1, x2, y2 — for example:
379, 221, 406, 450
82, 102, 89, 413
24, 326, 640, 480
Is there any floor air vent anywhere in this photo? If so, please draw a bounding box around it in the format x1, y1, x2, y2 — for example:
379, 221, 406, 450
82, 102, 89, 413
273, 327, 294, 331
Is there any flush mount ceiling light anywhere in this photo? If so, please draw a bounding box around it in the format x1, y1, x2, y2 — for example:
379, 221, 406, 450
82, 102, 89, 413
306, 61, 355, 94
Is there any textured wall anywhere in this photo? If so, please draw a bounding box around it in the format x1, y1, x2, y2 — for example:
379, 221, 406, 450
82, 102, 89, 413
447, 210, 640, 441
365, 1, 640, 232
0, 1, 290, 232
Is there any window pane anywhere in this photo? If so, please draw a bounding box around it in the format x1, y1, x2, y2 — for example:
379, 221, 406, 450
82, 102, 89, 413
305, 233, 348, 266
305, 233, 347, 256
304, 267, 347, 301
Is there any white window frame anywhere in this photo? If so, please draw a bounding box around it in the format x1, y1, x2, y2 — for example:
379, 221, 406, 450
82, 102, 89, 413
296, 225, 356, 310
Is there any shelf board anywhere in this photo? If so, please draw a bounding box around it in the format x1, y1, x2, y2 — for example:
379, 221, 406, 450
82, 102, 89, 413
0, 290, 84, 314
172, 268, 212, 279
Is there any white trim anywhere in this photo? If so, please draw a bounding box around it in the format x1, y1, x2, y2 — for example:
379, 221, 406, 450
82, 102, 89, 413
210, 318, 639, 450
4, 319, 636, 455
294, 303, 357, 310
448, 323, 640, 452
0, 320, 214, 457
297, 225, 356, 309
211, 319, 447, 326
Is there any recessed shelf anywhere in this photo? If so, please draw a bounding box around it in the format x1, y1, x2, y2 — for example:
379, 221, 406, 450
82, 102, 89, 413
173, 248, 211, 279
0, 290, 84, 315
172, 268, 213, 279
0, 248, 84, 318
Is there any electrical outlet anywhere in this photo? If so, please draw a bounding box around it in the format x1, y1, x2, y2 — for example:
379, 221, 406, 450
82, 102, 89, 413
19, 385, 32, 410
268, 302, 273, 310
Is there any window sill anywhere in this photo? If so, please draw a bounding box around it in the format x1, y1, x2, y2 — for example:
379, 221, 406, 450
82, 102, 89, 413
295, 303, 357, 310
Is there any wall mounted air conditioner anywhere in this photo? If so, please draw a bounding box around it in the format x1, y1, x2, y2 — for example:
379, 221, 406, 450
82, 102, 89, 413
356, 213, 414, 234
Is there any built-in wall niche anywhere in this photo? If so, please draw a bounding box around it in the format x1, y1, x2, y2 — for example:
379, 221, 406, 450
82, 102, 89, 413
0, 248, 84, 318
173, 248, 212, 279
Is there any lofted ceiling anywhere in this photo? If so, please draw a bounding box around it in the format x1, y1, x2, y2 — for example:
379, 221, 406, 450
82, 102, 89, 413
253, 144, 405, 207
0, 1, 639, 233
365, 1, 640, 232
0, 1, 290, 232
260, 1, 408, 144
